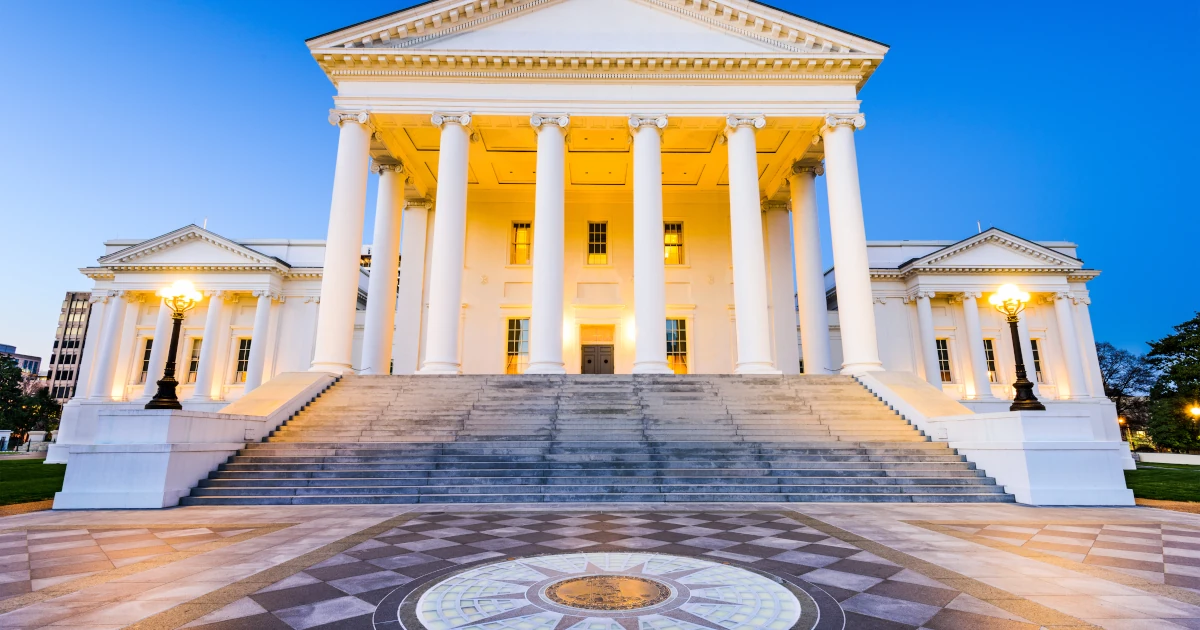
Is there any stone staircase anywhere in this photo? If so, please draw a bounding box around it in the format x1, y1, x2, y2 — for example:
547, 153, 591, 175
181, 375, 1014, 505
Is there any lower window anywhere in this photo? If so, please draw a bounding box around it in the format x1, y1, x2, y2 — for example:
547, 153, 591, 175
138, 338, 153, 384
186, 339, 202, 383
935, 339, 953, 383
234, 339, 252, 383
983, 338, 998, 383
505, 318, 530, 375
666, 318, 688, 375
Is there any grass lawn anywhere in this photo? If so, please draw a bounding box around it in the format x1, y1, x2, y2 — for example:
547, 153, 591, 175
1126, 463, 1200, 502
0, 459, 66, 506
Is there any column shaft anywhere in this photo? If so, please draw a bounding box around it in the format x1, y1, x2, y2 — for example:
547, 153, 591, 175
393, 203, 430, 374
822, 115, 882, 373
362, 164, 405, 375
140, 301, 174, 399
1075, 298, 1106, 397
189, 292, 227, 401
72, 298, 107, 400
88, 292, 128, 399
1053, 293, 1089, 398
764, 204, 799, 373
311, 112, 373, 373
527, 117, 568, 374
243, 292, 274, 393
789, 166, 833, 374
419, 115, 472, 374
630, 117, 671, 374
915, 293, 942, 389
960, 293, 995, 399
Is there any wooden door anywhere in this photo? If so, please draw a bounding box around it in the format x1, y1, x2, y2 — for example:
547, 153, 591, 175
581, 345, 615, 374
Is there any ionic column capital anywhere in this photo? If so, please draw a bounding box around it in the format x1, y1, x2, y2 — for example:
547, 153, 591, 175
404, 197, 433, 211
372, 161, 405, 176
1053, 291, 1074, 301
761, 200, 789, 213
530, 114, 570, 130
961, 291, 983, 301
913, 290, 936, 300
252, 289, 281, 301
431, 112, 472, 128
790, 161, 825, 177
328, 110, 374, 132
820, 113, 866, 136
725, 115, 766, 134
629, 115, 669, 132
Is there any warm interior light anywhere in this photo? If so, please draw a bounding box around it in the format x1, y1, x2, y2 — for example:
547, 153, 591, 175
160, 280, 203, 314
1191, 406, 1200, 418
1118, 416, 1126, 425
989, 283, 1030, 318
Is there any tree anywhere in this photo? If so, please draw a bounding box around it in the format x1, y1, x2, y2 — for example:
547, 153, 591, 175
1146, 312, 1200, 452
23, 387, 61, 434
0, 357, 24, 432
1096, 342, 1156, 427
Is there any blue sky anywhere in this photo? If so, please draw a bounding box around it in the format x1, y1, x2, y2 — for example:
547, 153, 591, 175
1, 0, 1196, 367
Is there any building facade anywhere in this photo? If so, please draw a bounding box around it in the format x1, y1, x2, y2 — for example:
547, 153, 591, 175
0, 344, 41, 376
46, 292, 93, 403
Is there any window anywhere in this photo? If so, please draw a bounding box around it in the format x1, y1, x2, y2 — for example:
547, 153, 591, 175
666, 318, 688, 374
505, 318, 530, 375
186, 339, 202, 383
510, 222, 532, 265
234, 339, 252, 382
983, 339, 998, 383
587, 222, 608, 265
935, 339, 953, 383
664, 222, 684, 265
1030, 339, 1044, 383
138, 339, 154, 384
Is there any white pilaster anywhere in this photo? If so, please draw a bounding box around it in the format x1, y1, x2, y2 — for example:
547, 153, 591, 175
821, 114, 882, 374
362, 162, 406, 375
88, 291, 128, 400
139, 301, 174, 400
788, 163, 833, 374
960, 292, 996, 400
725, 116, 780, 374
764, 201, 799, 374
419, 113, 472, 375
243, 291, 276, 393
393, 200, 431, 374
1052, 292, 1090, 399
914, 291, 942, 389
1074, 296, 1106, 398
189, 291, 227, 402
527, 115, 570, 374
629, 115, 672, 374
311, 110, 373, 374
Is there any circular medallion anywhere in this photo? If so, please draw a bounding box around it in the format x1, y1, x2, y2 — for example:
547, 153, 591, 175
544, 575, 672, 611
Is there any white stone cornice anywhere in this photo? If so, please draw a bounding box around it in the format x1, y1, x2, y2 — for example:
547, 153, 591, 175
431, 112, 472, 128
790, 161, 825, 177
328, 110, 374, 131
530, 114, 570, 130
820, 113, 866, 136
629, 115, 669, 131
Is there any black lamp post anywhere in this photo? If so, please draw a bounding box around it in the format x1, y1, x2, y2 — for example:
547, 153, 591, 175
989, 284, 1045, 412
146, 281, 202, 410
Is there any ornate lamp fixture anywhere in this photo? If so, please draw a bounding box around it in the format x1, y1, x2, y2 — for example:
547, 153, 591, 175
146, 281, 203, 410
988, 284, 1046, 412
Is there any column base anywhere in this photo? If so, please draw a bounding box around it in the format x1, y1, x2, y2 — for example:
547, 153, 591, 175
310, 362, 354, 375
632, 361, 674, 375
735, 362, 783, 375
525, 362, 566, 375
417, 362, 462, 375
841, 362, 884, 375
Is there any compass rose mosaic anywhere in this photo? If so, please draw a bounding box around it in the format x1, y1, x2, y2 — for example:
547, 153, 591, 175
388, 552, 808, 630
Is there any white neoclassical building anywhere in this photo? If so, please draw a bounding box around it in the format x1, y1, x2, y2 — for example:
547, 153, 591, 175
49, 0, 1131, 506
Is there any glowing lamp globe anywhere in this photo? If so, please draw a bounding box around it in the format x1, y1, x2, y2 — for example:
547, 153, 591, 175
160, 280, 203, 314
989, 283, 1031, 319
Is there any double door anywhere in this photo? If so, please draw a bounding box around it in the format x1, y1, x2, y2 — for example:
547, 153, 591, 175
581, 345, 614, 374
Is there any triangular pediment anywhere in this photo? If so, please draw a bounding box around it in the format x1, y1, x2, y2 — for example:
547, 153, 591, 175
308, 0, 888, 56
904, 229, 1083, 272
99, 225, 290, 271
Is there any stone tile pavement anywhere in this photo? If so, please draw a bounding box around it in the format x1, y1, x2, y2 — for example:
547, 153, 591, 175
2, 504, 1200, 629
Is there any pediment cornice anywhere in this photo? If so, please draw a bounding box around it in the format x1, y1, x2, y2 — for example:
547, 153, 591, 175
897, 229, 1083, 273
96, 225, 294, 277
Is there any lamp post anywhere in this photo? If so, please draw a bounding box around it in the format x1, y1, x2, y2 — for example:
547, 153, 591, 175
988, 284, 1046, 412
145, 281, 202, 410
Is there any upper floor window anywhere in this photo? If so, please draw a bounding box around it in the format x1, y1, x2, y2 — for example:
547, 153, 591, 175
138, 339, 154, 384
587, 222, 608, 265
510, 222, 532, 265
1030, 339, 1045, 383
666, 318, 688, 374
664, 222, 684, 265
983, 339, 999, 383
234, 339, 252, 382
505, 318, 530, 375
935, 339, 953, 383
186, 339, 202, 383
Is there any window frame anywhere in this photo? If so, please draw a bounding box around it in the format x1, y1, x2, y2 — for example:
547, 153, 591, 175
666, 318, 689, 374
504, 318, 530, 375
982, 338, 999, 383
1030, 338, 1045, 383
586, 221, 609, 266
663, 221, 685, 266
935, 338, 954, 383
233, 338, 252, 383
509, 221, 533, 266
185, 338, 202, 384
138, 338, 154, 384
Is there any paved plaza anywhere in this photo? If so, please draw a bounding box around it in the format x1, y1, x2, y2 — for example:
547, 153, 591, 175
1, 504, 1200, 629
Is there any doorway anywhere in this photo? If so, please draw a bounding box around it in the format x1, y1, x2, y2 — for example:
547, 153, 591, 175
579, 324, 616, 375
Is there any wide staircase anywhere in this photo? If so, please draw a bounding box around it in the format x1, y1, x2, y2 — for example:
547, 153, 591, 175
182, 375, 1014, 505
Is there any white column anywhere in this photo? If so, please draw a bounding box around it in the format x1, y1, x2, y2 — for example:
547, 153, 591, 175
1015, 315, 1042, 398
764, 201, 799, 374
1052, 292, 1090, 399
821, 114, 882, 373
362, 162, 406, 375
311, 110, 373, 374
960, 292, 996, 399
88, 291, 127, 400
139, 301, 174, 399
788, 163, 833, 374
527, 115, 570, 374
1074, 296, 1106, 397
72, 296, 107, 401
393, 200, 431, 374
189, 291, 227, 402
243, 291, 276, 393
914, 291, 942, 389
629, 115, 672, 374
419, 113, 472, 375
725, 116, 780, 374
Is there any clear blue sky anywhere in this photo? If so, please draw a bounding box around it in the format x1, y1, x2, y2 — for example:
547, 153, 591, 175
1, 0, 1196, 367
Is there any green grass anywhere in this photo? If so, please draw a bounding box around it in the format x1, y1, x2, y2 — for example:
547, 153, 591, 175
1126, 464, 1200, 502
0, 459, 66, 506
